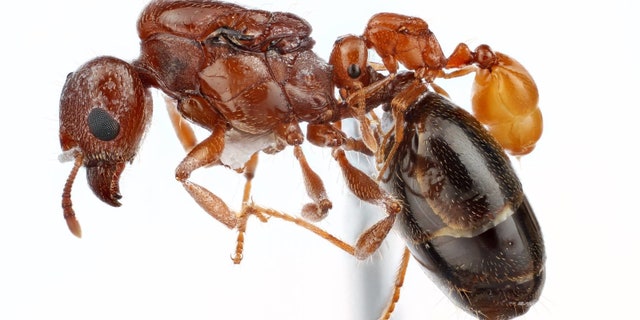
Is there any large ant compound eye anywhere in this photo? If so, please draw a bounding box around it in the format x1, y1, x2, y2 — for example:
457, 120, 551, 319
88, 107, 120, 141
347, 64, 361, 79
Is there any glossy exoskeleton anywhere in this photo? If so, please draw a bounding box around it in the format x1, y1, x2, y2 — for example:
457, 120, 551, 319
58, 1, 545, 319
378, 90, 545, 319
59, 0, 406, 258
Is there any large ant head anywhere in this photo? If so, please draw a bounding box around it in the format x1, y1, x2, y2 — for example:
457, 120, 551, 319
59, 56, 152, 211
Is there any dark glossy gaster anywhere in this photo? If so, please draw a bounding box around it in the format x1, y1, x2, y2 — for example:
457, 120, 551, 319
380, 91, 545, 319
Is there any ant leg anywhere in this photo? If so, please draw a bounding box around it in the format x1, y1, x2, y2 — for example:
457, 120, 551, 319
357, 115, 379, 153
61, 151, 84, 238
379, 247, 411, 320
307, 122, 373, 156
367, 110, 383, 139
442, 66, 476, 79
274, 121, 336, 222
429, 82, 450, 98
376, 80, 427, 180
233, 153, 260, 264
347, 83, 378, 153
165, 96, 197, 152
333, 149, 402, 259
345, 77, 399, 154
307, 123, 398, 258
248, 204, 355, 256
293, 145, 332, 222
169, 95, 259, 239
342, 137, 375, 156
307, 122, 347, 148
174, 97, 237, 229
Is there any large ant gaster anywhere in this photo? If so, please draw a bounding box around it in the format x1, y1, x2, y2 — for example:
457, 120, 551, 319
59, 1, 545, 319
377, 91, 545, 319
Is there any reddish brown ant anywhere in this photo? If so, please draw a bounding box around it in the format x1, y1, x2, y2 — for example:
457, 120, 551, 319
58, 1, 545, 319
59, 0, 404, 262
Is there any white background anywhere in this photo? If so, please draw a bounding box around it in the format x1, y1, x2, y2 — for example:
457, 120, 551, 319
1, 0, 638, 319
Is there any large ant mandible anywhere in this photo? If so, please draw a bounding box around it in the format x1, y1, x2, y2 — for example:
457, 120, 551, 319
58, 0, 409, 265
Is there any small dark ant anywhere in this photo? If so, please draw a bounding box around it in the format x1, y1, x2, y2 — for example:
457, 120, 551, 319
58, 1, 545, 319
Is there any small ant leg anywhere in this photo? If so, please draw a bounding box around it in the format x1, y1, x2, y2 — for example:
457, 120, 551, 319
346, 82, 379, 153
367, 111, 383, 138
307, 123, 347, 148
233, 152, 260, 264
376, 81, 428, 180
441, 65, 476, 79
429, 82, 450, 98
61, 151, 84, 238
165, 96, 197, 152
343, 76, 397, 155
307, 122, 373, 157
379, 247, 411, 320
342, 137, 375, 156
358, 114, 379, 153
332, 149, 402, 259
368, 61, 387, 72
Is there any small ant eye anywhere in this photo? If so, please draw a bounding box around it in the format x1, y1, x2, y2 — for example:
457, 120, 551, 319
347, 64, 361, 79
87, 107, 120, 141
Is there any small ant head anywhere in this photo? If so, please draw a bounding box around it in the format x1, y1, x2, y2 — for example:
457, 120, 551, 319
59, 56, 152, 206
329, 35, 371, 98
